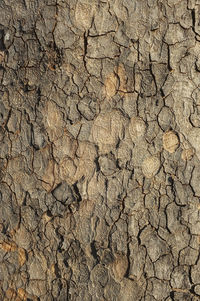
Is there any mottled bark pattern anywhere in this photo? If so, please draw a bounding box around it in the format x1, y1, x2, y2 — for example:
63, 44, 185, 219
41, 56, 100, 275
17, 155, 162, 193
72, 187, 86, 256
0, 0, 200, 300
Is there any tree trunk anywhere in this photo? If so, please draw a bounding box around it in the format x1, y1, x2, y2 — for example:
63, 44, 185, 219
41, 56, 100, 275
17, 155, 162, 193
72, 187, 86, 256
0, 0, 200, 300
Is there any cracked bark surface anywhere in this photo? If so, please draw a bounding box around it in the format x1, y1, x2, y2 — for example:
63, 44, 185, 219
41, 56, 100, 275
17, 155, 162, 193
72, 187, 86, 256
0, 0, 200, 300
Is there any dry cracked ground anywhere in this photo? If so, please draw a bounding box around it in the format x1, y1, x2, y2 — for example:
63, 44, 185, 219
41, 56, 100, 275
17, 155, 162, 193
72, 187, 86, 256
0, 0, 200, 300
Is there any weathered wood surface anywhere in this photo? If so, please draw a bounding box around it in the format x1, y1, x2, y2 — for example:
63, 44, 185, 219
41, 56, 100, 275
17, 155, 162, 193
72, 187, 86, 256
0, 0, 200, 300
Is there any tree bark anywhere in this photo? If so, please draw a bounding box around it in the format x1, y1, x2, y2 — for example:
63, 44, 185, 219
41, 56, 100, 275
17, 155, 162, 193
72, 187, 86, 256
0, 0, 200, 300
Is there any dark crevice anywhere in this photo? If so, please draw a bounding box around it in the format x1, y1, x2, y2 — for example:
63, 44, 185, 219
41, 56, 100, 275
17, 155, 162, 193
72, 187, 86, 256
94, 157, 100, 172
167, 44, 172, 71
63, 258, 69, 269
191, 9, 196, 33
137, 225, 147, 245
90, 240, 100, 263
72, 182, 82, 203
164, 205, 172, 234
190, 284, 200, 297
105, 178, 108, 199
56, 228, 64, 253
116, 158, 122, 170
36, 87, 41, 103
88, 31, 115, 37
160, 87, 165, 97
0, 30, 6, 51
149, 59, 158, 96
169, 291, 175, 300
188, 265, 193, 285
54, 264, 61, 278
83, 31, 88, 70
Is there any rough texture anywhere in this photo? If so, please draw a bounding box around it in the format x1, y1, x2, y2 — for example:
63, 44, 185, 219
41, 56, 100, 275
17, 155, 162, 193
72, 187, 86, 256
0, 0, 200, 300
163, 131, 180, 153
